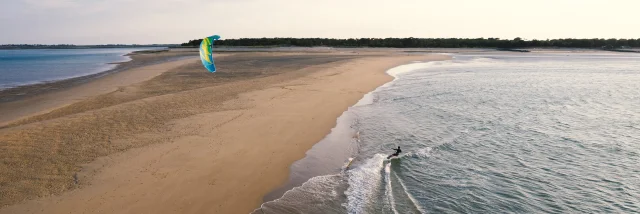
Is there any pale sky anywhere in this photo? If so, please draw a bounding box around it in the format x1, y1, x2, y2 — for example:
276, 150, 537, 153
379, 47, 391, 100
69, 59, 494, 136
1, 0, 638, 45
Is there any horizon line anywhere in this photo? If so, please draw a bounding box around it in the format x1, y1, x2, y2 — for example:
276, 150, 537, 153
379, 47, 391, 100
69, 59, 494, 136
3, 37, 640, 46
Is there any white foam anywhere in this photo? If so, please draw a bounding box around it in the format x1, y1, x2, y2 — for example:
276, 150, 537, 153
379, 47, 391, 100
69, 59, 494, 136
354, 91, 376, 106
253, 174, 342, 214
407, 147, 433, 159
355, 60, 441, 107
344, 154, 387, 214
342, 157, 355, 171
386, 62, 435, 78
384, 162, 399, 214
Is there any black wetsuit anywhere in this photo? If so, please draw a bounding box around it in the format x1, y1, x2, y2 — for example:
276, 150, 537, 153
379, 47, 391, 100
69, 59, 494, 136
387, 147, 402, 159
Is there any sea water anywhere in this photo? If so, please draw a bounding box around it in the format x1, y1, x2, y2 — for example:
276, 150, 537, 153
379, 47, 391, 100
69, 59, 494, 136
0, 48, 162, 89
255, 52, 640, 213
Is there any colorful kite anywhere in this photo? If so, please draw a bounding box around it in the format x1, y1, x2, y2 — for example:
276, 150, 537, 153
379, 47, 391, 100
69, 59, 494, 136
199, 35, 221, 72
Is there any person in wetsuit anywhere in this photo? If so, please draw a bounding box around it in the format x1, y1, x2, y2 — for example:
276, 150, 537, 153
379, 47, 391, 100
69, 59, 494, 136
387, 146, 401, 159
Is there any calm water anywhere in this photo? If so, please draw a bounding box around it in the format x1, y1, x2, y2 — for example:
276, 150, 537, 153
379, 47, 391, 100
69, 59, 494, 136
0, 48, 161, 89
256, 53, 640, 213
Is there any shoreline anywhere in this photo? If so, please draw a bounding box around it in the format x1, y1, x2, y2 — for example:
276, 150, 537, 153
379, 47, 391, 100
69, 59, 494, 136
0, 50, 203, 127
258, 55, 450, 209
0, 48, 195, 104
0, 50, 450, 213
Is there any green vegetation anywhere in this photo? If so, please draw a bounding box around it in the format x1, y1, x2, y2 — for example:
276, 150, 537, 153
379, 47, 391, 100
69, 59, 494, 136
182, 37, 640, 49
5, 38, 639, 50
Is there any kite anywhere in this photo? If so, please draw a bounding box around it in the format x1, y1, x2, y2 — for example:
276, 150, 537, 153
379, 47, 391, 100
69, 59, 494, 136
199, 35, 221, 72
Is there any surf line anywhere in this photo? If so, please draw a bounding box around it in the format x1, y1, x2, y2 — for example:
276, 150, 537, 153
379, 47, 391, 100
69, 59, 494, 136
345, 158, 356, 169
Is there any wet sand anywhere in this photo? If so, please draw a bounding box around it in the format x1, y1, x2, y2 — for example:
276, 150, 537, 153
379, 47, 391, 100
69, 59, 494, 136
0, 50, 200, 126
0, 49, 450, 213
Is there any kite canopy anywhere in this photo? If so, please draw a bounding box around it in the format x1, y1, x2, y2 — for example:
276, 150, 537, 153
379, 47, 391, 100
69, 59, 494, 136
199, 35, 220, 72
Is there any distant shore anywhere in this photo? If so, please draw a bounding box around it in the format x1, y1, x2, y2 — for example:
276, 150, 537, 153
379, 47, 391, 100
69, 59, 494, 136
0, 51, 200, 127
0, 49, 195, 103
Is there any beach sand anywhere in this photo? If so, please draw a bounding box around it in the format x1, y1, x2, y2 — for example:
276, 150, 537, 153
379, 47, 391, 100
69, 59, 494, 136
0, 49, 450, 213
0, 50, 201, 126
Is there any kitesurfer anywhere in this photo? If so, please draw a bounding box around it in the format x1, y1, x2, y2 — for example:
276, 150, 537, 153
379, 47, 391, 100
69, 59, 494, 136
387, 146, 401, 159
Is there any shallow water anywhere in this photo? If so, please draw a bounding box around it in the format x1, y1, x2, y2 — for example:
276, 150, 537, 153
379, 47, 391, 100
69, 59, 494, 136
256, 53, 640, 214
0, 48, 161, 89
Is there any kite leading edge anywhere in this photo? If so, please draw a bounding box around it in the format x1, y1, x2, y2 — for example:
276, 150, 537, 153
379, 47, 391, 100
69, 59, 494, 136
199, 35, 221, 72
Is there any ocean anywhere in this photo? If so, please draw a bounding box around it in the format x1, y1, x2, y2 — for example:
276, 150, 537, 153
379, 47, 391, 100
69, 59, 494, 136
0, 48, 162, 89
255, 52, 640, 213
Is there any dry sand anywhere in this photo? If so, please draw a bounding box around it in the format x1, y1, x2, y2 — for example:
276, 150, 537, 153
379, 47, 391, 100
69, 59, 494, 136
0, 50, 450, 214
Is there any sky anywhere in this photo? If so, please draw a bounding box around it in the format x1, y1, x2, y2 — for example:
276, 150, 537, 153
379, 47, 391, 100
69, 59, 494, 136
1, 0, 639, 45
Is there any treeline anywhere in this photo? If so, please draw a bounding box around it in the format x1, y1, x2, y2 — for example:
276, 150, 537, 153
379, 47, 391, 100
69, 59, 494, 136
0, 44, 171, 49
181, 37, 640, 49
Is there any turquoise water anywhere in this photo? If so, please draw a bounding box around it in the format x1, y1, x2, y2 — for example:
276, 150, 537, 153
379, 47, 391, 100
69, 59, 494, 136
0, 48, 161, 89
256, 53, 640, 213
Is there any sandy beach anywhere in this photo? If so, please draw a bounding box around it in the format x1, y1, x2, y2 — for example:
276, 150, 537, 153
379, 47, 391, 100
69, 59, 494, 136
0, 49, 450, 213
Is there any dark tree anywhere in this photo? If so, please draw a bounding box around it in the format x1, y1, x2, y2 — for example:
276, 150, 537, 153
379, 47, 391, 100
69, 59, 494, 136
180, 37, 639, 49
